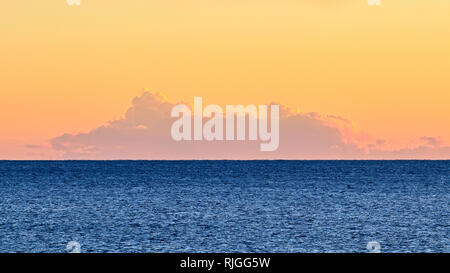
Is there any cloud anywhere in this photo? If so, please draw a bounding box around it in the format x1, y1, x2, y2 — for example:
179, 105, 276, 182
368, 146, 450, 160
420, 136, 444, 148
24, 144, 43, 149
367, 139, 386, 149
49, 92, 363, 159
49, 92, 450, 159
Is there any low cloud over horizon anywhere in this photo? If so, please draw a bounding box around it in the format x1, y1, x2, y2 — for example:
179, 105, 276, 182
40, 92, 450, 160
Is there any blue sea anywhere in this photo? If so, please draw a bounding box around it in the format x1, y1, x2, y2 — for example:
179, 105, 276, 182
0, 161, 448, 253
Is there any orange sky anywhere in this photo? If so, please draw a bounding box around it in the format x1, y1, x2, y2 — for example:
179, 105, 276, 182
1, 0, 449, 159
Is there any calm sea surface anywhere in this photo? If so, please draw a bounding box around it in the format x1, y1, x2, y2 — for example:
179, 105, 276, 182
0, 161, 448, 253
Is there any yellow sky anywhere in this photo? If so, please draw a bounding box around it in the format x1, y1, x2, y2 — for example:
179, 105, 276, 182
1, 0, 450, 158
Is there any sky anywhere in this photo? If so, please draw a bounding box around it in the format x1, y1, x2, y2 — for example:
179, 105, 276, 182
1, 0, 449, 159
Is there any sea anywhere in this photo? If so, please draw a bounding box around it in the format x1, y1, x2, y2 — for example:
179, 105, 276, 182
0, 160, 448, 253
